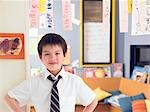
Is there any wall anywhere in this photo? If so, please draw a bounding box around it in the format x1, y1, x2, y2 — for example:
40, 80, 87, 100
0, 1, 28, 111
115, 1, 124, 63
124, 15, 150, 77
0, 0, 149, 111
115, 0, 150, 77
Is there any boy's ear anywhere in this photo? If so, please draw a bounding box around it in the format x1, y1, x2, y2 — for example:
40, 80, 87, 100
39, 55, 42, 59
64, 52, 67, 57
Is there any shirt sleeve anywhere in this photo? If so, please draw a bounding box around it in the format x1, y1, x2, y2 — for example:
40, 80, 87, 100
8, 79, 31, 107
76, 77, 96, 106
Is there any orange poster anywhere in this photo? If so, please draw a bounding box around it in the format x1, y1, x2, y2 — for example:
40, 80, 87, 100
0, 33, 24, 59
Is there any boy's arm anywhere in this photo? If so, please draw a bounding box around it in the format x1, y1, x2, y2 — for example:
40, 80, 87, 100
82, 98, 98, 112
5, 94, 23, 112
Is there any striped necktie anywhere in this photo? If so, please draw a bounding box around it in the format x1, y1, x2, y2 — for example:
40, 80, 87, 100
47, 75, 62, 112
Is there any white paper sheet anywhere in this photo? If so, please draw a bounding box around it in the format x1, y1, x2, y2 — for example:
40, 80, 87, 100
119, 0, 128, 32
132, 0, 150, 35
84, 23, 110, 63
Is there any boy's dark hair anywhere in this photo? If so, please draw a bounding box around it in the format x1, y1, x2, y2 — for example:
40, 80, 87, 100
37, 33, 67, 56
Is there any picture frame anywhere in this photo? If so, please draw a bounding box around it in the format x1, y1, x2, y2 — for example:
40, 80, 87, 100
0, 33, 24, 59
80, 0, 115, 66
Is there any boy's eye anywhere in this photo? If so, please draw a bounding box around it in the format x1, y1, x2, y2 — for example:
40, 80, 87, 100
44, 53, 49, 55
56, 53, 60, 55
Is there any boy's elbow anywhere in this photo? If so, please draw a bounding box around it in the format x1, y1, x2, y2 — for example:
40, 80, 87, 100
88, 98, 98, 109
4, 94, 9, 101
4, 94, 11, 104
93, 98, 98, 107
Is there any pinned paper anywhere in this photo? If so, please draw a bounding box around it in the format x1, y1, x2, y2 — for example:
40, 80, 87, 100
29, 28, 38, 37
31, 68, 43, 77
39, 15, 46, 28
128, 0, 132, 13
131, 0, 150, 35
71, 3, 80, 25
71, 3, 75, 19
29, 0, 38, 28
72, 18, 80, 25
47, 0, 54, 29
62, 0, 72, 31
119, 0, 128, 32
103, 0, 110, 32
39, 0, 46, 13
29, 38, 38, 55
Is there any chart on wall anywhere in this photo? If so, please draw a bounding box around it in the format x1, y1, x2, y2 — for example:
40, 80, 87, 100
81, 0, 115, 66
132, 0, 150, 35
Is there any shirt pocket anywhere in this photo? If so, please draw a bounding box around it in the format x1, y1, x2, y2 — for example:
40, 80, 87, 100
60, 96, 75, 112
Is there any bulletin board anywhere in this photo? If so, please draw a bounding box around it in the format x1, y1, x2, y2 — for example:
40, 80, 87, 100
80, 0, 115, 67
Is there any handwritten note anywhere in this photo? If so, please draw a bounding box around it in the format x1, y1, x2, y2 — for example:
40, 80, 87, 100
132, 0, 150, 35
103, 0, 110, 32
84, 23, 110, 63
47, 0, 54, 29
62, 0, 72, 31
29, 0, 38, 28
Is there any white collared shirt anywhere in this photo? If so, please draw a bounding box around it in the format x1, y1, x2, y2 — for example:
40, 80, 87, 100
8, 68, 96, 112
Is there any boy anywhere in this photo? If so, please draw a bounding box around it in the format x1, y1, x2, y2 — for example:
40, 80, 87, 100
5, 33, 97, 112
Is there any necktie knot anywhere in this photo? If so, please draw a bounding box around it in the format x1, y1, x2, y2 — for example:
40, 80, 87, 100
47, 75, 62, 85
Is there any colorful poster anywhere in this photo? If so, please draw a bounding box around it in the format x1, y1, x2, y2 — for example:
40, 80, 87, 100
112, 63, 123, 77
0, 33, 24, 59
84, 68, 95, 78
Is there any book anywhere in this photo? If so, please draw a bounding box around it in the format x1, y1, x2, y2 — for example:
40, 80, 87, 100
112, 63, 123, 77
74, 67, 84, 77
84, 67, 95, 78
131, 66, 147, 80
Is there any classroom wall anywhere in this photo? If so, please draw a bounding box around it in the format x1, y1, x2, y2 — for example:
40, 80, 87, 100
115, 1, 124, 64
0, 1, 149, 111
124, 15, 150, 77
0, 1, 28, 111
115, 1, 150, 77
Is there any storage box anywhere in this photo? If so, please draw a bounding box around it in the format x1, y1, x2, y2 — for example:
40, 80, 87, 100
75, 78, 150, 112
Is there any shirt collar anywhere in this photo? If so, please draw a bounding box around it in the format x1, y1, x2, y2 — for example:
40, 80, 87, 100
44, 67, 66, 80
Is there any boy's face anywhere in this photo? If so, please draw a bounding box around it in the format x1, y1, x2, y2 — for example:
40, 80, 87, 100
40, 44, 65, 75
